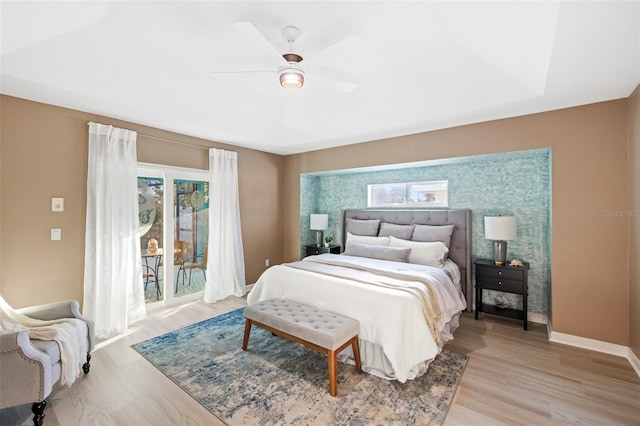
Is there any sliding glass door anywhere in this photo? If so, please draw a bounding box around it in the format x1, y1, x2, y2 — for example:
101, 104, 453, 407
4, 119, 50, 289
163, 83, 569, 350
138, 164, 209, 308
139, 175, 165, 303
174, 179, 209, 298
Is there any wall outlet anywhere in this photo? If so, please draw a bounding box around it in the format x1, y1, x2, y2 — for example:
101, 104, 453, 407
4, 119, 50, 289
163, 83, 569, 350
52, 197, 64, 212
265, 259, 270, 267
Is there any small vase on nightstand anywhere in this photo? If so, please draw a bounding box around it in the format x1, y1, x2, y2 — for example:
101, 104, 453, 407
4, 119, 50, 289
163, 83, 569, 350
324, 236, 334, 248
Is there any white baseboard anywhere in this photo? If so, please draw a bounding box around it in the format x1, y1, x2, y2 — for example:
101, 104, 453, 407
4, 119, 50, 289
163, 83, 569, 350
628, 347, 640, 378
549, 330, 629, 357
528, 312, 548, 325
548, 328, 640, 378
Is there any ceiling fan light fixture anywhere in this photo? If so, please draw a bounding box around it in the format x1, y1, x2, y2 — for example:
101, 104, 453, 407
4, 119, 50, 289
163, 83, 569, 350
279, 67, 304, 89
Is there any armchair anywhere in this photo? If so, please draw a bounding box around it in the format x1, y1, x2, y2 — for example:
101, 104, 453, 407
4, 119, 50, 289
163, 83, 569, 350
0, 300, 94, 426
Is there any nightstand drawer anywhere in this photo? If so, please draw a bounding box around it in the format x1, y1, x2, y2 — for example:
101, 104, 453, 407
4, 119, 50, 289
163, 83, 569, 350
477, 277, 523, 293
478, 266, 523, 281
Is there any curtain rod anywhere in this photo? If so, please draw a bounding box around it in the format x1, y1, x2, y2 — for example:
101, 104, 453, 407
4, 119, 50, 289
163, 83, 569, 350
137, 132, 212, 150
86, 121, 211, 150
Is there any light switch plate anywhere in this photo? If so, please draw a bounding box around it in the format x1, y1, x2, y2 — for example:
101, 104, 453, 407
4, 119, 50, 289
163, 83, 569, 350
51, 228, 61, 241
52, 197, 64, 212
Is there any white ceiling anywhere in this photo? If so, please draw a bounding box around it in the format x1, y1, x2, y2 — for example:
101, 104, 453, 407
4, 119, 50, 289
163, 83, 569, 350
1, 1, 639, 155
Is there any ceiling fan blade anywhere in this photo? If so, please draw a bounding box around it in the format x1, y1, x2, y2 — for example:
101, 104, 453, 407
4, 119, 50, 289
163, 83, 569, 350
309, 72, 357, 93
210, 70, 273, 74
232, 21, 287, 66
300, 20, 361, 64
302, 34, 361, 68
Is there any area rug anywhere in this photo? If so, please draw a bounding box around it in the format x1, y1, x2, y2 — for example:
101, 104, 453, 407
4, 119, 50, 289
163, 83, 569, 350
131, 308, 468, 425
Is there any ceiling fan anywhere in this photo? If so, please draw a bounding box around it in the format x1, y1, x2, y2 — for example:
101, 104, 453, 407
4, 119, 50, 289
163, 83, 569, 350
211, 22, 358, 92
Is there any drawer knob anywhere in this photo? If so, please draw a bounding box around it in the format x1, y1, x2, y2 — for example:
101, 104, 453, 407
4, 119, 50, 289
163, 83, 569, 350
498, 281, 502, 285
498, 271, 503, 275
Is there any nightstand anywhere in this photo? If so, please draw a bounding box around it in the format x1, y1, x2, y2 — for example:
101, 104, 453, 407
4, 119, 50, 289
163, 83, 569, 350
474, 259, 530, 330
304, 244, 341, 257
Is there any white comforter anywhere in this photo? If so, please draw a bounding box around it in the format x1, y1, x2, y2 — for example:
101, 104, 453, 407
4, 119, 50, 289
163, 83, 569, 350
246, 253, 467, 382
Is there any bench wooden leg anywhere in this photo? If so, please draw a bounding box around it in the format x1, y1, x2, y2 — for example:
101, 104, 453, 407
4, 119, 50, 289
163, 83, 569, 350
352, 337, 362, 373
242, 318, 252, 350
328, 349, 338, 397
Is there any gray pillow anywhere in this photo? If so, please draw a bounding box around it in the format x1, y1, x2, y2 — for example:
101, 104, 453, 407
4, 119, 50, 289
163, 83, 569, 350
411, 224, 455, 247
345, 218, 380, 236
343, 241, 411, 263
378, 222, 415, 239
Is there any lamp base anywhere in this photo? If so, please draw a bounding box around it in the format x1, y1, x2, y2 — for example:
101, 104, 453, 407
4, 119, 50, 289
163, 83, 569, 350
492, 240, 508, 265
315, 230, 324, 248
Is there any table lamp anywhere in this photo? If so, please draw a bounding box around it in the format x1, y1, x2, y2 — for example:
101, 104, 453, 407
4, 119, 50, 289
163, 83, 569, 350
484, 215, 517, 265
310, 214, 329, 248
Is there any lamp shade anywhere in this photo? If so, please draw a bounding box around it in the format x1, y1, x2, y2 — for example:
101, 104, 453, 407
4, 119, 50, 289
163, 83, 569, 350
310, 214, 329, 230
484, 216, 516, 241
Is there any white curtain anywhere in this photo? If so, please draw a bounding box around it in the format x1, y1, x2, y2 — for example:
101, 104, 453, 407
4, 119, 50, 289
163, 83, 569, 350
205, 148, 247, 302
83, 122, 146, 339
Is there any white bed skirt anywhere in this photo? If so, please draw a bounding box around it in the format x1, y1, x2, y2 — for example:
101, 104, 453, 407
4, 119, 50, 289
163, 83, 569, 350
337, 312, 461, 381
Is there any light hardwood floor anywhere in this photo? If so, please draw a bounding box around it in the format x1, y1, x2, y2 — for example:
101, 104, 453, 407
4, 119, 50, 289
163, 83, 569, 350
2, 296, 639, 426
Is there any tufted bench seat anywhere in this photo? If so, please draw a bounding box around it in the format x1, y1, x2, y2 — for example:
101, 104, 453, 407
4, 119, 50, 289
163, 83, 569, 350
242, 299, 361, 397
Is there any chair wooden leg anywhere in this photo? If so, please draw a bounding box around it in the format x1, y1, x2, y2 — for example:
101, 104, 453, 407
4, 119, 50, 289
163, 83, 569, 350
242, 319, 252, 350
328, 350, 338, 397
31, 400, 46, 426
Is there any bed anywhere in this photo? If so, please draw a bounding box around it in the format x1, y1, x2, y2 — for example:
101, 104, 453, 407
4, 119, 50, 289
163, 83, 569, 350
247, 209, 471, 383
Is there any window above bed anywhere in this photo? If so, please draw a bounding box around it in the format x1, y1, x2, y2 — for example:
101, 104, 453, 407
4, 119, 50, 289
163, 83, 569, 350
367, 180, 449, 208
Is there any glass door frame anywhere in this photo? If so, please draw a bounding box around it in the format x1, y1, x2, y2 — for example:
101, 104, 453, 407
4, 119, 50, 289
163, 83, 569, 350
138, 162, 209, 309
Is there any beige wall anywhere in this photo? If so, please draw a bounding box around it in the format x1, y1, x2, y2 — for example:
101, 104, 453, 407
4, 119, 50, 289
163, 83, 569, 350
629, 86, 640, 358
1, 93, 634, 348
0, 95, 283, 308
283, 99, 630, 345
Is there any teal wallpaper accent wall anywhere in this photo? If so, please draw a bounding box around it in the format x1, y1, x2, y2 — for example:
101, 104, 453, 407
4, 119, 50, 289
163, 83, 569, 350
300, 148, 551, 316
300, 173, 320, 258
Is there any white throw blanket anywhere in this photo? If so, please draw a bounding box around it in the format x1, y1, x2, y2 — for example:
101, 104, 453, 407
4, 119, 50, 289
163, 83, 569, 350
0, 295, 88, 386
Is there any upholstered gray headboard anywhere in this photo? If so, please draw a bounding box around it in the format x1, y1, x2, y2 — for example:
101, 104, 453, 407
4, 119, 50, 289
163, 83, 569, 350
341, 209, 472, 312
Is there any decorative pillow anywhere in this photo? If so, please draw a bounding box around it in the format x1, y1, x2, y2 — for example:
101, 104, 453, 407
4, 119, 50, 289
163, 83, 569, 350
389, 236, 448, 267
345, 218, 380, 236
411, 224, 455, 247
343, 241, 411, 263
378, 222, 415, 239
346, 232, 390, 247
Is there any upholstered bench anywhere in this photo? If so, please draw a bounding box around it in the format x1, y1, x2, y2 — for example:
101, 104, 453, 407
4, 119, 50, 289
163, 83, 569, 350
242, 299, 362, 397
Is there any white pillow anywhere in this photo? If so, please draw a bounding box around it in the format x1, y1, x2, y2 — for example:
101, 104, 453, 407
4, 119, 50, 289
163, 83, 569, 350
389, 236, 448, 267
346, 232, 390, 247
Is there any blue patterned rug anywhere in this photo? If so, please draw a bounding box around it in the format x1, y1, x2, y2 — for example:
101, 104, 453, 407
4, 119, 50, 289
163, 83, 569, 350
131, 308, 468, 425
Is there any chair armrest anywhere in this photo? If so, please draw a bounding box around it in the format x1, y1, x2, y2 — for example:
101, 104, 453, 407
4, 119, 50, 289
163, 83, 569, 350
16, 300, 80, 320
15, 301, 95, 353
0, 331, 53, 407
